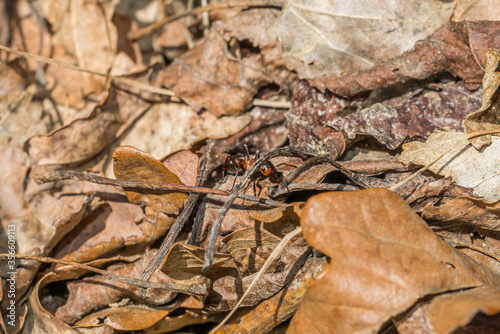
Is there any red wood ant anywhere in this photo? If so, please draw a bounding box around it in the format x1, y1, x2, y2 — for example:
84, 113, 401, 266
222, 145, 281, 193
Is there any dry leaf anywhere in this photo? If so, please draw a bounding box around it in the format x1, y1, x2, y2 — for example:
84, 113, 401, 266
452, 0, 500, 22
112, 145, 188, 213
222, 225, 282, 274
26, 101, 121, 165
398, 131, 500, 202
160, 149, 199, 187
397, 286, 500, 334
276, 0, 456, 78
308, 21, 500, 96
57, 200, 146, 264
288, 189, 500, 334
217, 257, 327, 334
330, 81, 482, 149
422, 196, 500, 232
46, 0, 117, 96
55, 252, 206, 325
157, 9, 294, 116
23, 256, 145, 333
115, 102, 251, 159
286, 80, 347, 157
464, 48, 500, 149
112, 145, 189, 240
76, 305, 169, 331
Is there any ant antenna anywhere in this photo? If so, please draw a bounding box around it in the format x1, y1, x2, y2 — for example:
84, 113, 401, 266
243, 144, 250, 160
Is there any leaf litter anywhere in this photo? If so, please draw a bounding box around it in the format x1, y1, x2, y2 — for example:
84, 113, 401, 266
1, 0, 500, 333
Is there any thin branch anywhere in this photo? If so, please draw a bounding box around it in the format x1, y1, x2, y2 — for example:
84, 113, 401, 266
202, 146, 304, 272
0, 253, 205, 295
129, 0, 284, 41
34, 171, 286, 207
142, 147, 212, 281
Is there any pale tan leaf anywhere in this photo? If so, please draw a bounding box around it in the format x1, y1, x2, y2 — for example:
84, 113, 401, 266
276, 0, 456, 78
398, 131, 500, 201
464, 48, 500, 148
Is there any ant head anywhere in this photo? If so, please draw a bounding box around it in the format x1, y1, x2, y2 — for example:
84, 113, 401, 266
259, 164, 272, 176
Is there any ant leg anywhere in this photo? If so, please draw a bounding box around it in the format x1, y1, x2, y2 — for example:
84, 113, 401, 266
231, 166, 241, 190
254, 175, 264, 197
222, 156, 231, 183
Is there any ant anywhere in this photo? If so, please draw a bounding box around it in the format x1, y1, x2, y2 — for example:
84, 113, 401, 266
222, 145, 281, 194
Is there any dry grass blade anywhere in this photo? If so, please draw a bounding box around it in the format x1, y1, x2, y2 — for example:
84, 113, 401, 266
209, 227, 303, 334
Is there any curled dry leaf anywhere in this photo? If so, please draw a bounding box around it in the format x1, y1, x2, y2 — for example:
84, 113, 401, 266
288, 189, 500, 334
157, 9, 294, 116
26, 104, 120, 165
422, 196, 500, 232
308, 21, 500, 96
464, 48, 500, 149
398, 131, 500, 202
25, 84, 151, 166
75, 305, 169, 331
112, 145, 188, 212
112, 145, 189, 241
23, 256, 144, 333
397, 286, 500, 334
330, 81, 482, 149
55, 252, 207, 325
276, 0, 455, 78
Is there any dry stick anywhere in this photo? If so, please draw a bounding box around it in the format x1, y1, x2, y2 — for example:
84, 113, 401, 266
142, 154, 211, 281
0, 44, 176, 97
209, 227, 303, 333
202, 146, 300, 272
34, 170, 286, 207
389, 129, 500, 192
129, 0, 284, 41
0, 253, 205, 296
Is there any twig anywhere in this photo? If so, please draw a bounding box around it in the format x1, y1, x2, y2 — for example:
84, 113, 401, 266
209, 227, 303, 333
142, 149, 212, 281
202, 146, 303, 272
0, 44, 176, 97
129, 0, 284, 41
34, 170, 287, 207
0, 253, 205, 295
